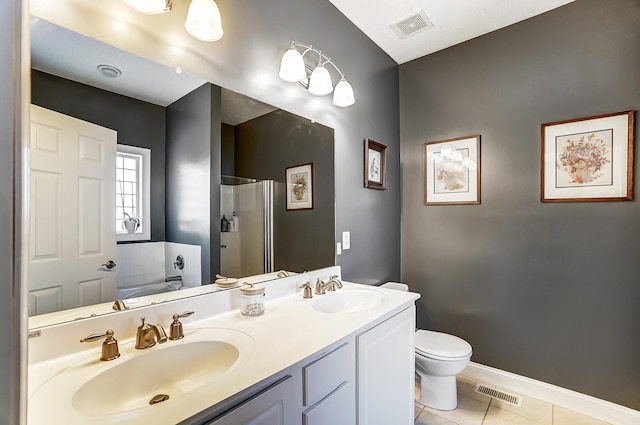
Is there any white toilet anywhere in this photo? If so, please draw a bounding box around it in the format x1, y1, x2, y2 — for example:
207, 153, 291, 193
380, 282, 473, 411
415, 330, 472, 410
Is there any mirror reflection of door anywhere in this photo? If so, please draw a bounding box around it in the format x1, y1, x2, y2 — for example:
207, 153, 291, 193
28, 105, 117, 315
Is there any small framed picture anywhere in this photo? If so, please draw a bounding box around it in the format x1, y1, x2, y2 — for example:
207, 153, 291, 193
423, 135, 481, 205
541, 110, 634, 202
364, 138, 387, 190
285, 163, 314, 210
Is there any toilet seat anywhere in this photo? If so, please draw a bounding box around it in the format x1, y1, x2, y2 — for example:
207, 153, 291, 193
415, 330, 472, 360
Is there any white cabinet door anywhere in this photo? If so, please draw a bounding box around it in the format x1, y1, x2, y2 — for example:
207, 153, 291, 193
357, 306, 415, 425
28, 105, 117, 315
206, 376, 295, 425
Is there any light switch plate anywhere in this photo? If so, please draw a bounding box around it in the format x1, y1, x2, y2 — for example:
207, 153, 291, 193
336, 242, 342, 255
342, 231, 350, 250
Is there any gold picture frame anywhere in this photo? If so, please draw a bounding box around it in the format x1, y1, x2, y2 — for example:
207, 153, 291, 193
541, 111, 634, 202
423, 135, 481, 205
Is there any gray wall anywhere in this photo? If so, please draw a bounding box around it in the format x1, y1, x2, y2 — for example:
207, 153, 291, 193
30, 70, 167, 241
166, 83, 222, 284
400, 0, 640, 409
234, 110, 335, 271
1, 1, 25, 423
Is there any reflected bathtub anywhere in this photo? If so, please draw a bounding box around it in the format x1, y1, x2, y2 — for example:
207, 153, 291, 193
117, 280, 183, 299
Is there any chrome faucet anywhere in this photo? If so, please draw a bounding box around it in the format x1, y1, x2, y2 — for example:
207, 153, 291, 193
277, 270, 290, 278
135, 317, 168, 349
314, 277, 336, 295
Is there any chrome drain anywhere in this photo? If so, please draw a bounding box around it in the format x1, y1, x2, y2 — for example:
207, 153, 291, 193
149, 394, 170, 405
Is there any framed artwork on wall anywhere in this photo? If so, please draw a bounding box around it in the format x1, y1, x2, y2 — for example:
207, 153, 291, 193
364, 138, 387, 190
423, 135, 481, 205
541, 110, 634, 202
286, 163, 314, 210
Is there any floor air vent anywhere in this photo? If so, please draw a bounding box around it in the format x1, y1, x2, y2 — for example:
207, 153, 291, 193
474, 384, 523, 407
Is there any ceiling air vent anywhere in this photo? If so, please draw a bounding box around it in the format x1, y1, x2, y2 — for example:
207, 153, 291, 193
391, 10, 434, 38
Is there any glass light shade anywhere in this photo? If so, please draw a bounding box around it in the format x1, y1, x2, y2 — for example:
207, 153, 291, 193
185, 0, 224, 42
279, 47, 306, 82
308, 65, 333, 96
332, 77, 355, 107
122, 0, 171, 14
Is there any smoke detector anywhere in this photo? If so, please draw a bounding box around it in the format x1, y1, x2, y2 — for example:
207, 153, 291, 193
391, 10, 434, 38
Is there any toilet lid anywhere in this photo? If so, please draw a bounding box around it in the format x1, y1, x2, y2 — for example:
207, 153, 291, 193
415, 330, 472, 359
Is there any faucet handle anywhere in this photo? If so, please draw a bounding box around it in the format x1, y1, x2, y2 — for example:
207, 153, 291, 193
80, 329, 120, 361
299, 281, 313, 299
169, 311, 194, 340
315, 277, 326, 295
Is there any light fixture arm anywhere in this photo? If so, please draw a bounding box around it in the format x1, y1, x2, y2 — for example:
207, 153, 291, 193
290, 42, 346, 78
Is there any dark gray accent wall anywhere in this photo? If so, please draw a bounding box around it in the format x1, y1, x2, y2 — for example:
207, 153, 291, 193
30, 70, 167, 241
234, 109, 335, 271
166, 83, 222, 284
2, 1, 25, 422
221, 123, 235, 177
400, 0, 640, 409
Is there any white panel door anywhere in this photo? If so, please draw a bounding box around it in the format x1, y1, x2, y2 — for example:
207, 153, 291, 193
28, 105, 117, 315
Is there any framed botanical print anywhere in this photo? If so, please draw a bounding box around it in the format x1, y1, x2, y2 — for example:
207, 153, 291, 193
423, 135, 481, 205
285, 163, 314, 210
541, 111, 634, 202
364, 138, 387, 190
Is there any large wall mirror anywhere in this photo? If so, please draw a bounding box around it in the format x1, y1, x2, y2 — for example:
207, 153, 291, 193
27, 17, 335, 327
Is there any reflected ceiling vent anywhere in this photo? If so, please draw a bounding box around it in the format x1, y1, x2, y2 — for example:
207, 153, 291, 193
391, 10, 434, 38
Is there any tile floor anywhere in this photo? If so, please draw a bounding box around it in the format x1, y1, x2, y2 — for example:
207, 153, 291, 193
414, 376, 613, 425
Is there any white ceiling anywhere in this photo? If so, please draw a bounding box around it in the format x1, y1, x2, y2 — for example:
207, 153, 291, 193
328, 0, 574, 64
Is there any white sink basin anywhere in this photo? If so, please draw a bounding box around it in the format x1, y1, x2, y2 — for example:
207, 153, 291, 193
29, 328, 253, 423
73, 340, 238, 415
313, 289, 388, 313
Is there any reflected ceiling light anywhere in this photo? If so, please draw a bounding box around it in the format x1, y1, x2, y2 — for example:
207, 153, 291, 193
122, 0, 172, 14
279, 41, 356, 107
122, 0, 223, 42
185, 0, 224, 42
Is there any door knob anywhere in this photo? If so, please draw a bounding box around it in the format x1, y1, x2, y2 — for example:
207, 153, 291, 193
101, 260, 116, 270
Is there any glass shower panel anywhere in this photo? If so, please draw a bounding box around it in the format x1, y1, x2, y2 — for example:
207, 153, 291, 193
220, 176, 273, 278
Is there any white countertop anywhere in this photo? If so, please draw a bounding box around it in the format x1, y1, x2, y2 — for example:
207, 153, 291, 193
27, 266, 419, 425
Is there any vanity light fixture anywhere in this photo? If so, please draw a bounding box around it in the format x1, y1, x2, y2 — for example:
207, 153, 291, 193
279, 41, 355, 107
122, 0, 223, 42
122, 0, 172, 14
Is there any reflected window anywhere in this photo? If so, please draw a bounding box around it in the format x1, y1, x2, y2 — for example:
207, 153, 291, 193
116, 144, 151, 241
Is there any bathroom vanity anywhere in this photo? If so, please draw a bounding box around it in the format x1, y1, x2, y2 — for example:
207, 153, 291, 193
27, 266, 419, 425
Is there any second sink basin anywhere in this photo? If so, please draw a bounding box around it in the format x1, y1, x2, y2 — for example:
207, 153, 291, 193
313, 288, 388, 313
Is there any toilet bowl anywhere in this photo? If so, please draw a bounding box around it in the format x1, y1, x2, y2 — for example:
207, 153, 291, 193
380, 282, 473, 411
415, 330, 472, 410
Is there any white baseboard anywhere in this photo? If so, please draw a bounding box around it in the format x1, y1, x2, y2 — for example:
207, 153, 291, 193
461, 362, 640, 425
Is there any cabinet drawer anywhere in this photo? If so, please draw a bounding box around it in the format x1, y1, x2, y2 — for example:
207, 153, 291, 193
303, 382, 355, 425
303, 343, 351, 406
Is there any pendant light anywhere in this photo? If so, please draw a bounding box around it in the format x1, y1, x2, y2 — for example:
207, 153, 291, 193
332, 76, 355, 107
185, 0, 224, 42
279, 42, 306, 83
